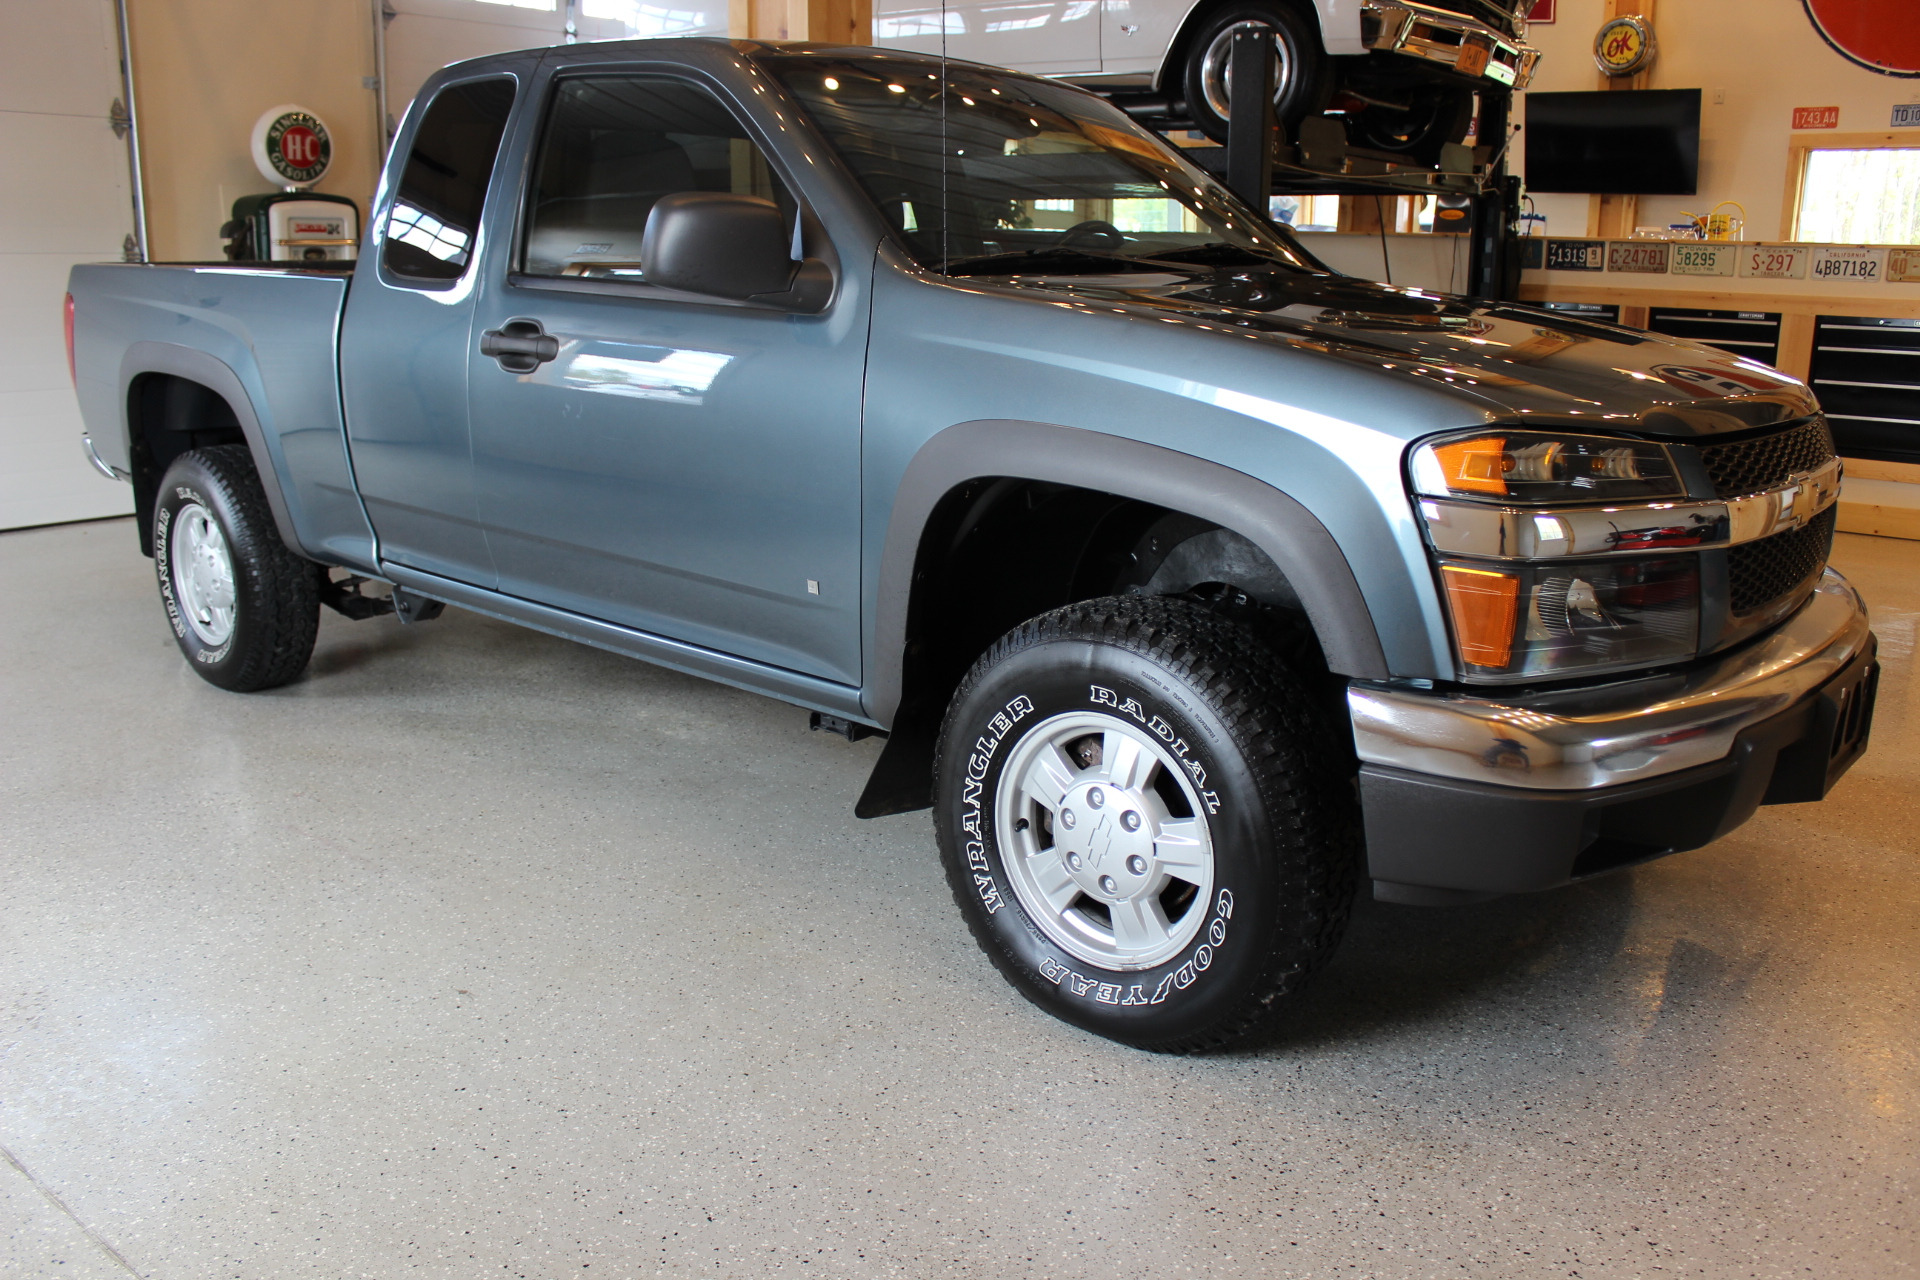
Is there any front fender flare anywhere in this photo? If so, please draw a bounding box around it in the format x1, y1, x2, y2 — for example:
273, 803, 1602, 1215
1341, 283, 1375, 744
864, 419, 1389, 727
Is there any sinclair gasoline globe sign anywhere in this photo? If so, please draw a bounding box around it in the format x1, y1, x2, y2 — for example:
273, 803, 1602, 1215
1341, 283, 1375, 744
250, 104, 333, 188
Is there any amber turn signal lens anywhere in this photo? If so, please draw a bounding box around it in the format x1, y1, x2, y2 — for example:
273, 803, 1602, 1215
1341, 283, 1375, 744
1440, 565, 1520, 668
1431, 436, 1508, 496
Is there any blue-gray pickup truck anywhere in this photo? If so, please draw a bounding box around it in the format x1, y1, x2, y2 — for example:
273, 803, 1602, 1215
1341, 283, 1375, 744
67, 39, 1878, 1051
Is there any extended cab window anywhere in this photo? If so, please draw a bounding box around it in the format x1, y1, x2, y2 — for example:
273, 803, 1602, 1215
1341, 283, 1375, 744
765, 56, 1317, 276
382, 78, 516, 284
523, 76, 795, 279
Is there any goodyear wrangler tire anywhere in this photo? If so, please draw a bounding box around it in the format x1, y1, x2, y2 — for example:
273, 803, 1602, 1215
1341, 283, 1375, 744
934, 596, 1360, 1052
153, 445, 320, 692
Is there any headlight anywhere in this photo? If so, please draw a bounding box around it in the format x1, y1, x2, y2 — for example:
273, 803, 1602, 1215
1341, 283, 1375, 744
1436, 554, 1701, 679
1409, 430, 1684, 505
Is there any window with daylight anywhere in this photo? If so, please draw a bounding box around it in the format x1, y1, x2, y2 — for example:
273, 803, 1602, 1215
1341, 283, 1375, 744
1792, 144, 1920, 244
1270, 194, 1341, 233
577, 0, 728, 39
382, 78, 516, 283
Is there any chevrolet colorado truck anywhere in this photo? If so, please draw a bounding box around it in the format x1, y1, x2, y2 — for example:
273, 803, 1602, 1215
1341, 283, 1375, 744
67, 39, 1876, 1052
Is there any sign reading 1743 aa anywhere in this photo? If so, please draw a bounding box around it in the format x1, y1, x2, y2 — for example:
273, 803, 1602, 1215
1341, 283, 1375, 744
250, 104, 333, 188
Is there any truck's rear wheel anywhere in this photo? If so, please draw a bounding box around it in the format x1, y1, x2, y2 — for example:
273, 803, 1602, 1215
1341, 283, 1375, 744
934, 596, 1359, 1052
153, 445, 319, 691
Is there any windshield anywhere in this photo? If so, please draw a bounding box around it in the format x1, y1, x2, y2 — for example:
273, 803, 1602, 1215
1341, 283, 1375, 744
761, 54, 1321, 275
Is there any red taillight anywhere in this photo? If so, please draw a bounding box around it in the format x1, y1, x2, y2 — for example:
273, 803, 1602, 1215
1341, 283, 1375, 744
64, 292, 76, 387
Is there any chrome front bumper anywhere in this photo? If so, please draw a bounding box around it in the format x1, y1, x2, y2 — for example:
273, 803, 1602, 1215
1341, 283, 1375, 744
1362, 2, 1540, 89
1349, 570, 1874, 791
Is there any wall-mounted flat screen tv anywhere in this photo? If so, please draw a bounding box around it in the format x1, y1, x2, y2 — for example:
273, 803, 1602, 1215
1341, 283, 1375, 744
1524, 89, 1701, 195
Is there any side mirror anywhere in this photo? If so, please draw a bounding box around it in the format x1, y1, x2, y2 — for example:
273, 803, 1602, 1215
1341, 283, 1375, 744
640, 192, 833, 313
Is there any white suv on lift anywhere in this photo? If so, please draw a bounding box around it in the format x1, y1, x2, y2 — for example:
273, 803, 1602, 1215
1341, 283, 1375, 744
874, 0, 1539, 162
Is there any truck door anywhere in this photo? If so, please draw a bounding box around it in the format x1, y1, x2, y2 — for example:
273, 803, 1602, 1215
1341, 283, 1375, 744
340, 74, 518, 587
464, 72, 867, 687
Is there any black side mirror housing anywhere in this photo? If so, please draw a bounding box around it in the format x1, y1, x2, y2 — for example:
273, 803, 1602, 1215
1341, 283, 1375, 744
640, 192, 833, 313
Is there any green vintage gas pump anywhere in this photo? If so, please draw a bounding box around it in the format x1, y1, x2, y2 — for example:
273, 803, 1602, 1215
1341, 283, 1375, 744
221, 104, 359, 262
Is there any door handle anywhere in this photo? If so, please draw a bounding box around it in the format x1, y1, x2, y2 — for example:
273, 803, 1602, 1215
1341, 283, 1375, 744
480, 319, 559, 372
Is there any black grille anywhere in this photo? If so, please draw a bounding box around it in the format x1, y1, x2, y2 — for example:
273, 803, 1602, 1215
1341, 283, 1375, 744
1728, 506, 1836, 615
1697, 419, 1836, 498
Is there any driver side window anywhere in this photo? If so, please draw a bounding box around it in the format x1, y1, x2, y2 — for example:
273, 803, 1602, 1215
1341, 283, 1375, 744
522, 76, 795, 280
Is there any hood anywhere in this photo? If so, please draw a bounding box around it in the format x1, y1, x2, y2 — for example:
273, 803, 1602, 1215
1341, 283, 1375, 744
991, 262, 1816, 438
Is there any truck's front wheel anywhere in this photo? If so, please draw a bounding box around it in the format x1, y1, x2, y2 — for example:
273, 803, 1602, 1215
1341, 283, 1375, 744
934, 597, 1359, 1052
153, 445, 319, 692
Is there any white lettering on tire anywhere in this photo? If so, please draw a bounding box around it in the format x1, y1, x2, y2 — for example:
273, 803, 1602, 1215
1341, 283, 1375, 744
1039, 888, 1236, 1005
156, 487, 234, 665
959, 694, 1036, 914
1088, 684, 1220, 813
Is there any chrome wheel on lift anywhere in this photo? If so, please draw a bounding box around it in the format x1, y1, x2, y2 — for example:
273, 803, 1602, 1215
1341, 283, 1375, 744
1196, 20, 1300, 129
996, 711, 1216, 972
1180, 3, 1332, 144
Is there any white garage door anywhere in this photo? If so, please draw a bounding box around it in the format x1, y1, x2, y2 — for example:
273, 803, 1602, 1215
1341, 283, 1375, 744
382, 0, 730, 128
0, 0, 138, 530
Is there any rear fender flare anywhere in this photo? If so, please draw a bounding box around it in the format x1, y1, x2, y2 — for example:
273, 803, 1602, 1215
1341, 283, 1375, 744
119, 342, 306, 557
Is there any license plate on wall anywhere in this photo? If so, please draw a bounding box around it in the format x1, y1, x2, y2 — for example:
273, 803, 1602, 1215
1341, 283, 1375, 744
1607, 241, 1670, 274
1545, 239, 1604, 271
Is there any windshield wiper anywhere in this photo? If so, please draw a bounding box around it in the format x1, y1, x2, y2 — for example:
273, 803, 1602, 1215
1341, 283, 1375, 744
938, 247, 1162, 276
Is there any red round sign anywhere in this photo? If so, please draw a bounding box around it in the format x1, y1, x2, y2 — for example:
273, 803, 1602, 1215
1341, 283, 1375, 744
277, 125, 321, 169
1802, 0, 1920, 77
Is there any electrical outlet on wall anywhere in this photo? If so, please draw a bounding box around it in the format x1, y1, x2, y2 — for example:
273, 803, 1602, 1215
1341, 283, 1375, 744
1713, 88, 1726, 105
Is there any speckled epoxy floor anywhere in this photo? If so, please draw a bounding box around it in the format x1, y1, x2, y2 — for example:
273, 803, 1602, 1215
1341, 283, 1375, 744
1, 517, 1915, 1280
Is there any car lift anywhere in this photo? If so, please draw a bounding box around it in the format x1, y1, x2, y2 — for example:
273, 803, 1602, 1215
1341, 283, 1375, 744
1118, 27, 1524, 301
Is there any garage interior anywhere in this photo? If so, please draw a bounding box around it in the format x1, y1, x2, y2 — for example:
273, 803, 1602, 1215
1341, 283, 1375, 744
4, 0, 1917, 1276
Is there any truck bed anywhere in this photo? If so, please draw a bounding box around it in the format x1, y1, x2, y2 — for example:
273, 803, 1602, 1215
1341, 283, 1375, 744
68, 260, 376, 570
